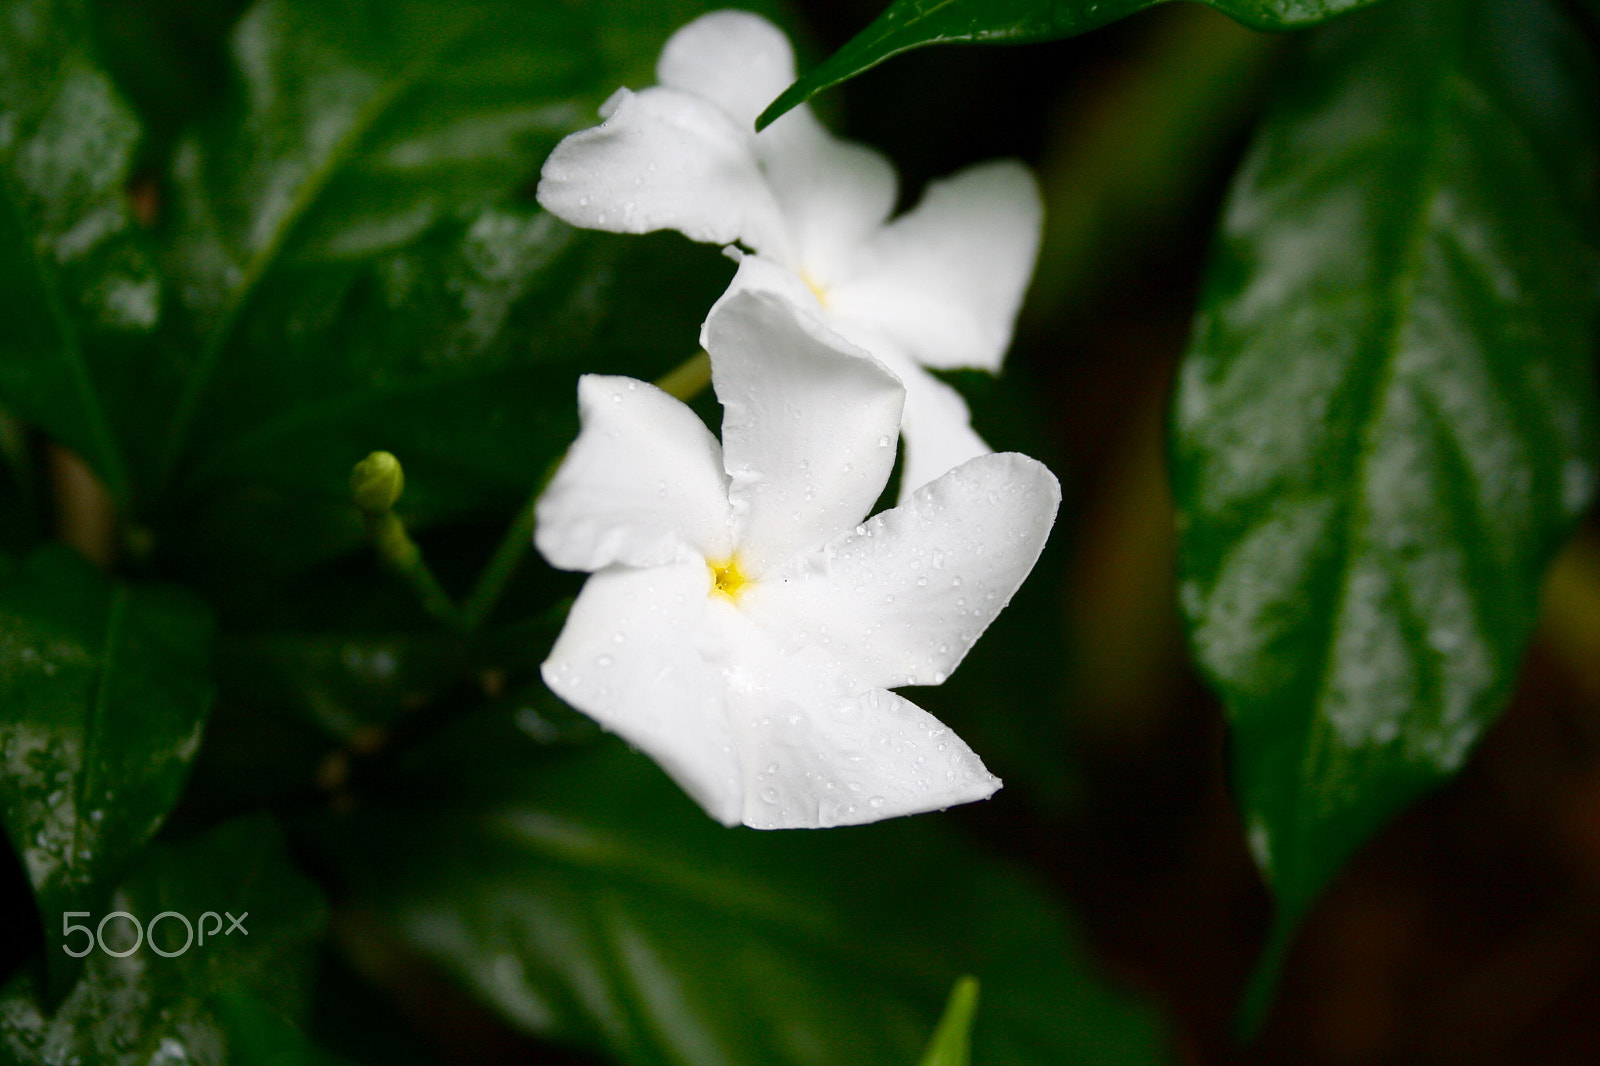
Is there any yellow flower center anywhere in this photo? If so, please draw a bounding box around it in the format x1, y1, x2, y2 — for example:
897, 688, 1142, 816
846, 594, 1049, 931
802, 271, 830, 308
708, 556, 749, 602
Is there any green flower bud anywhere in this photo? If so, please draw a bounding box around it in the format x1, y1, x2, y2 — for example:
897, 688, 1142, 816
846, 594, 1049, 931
350, 451, 404, 514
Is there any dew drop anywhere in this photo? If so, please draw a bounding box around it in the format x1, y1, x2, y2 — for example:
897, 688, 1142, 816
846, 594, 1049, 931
595, 654, 613, 668
877, 435, 890, 447
868, 796, 885, 809
761, 788, 779, 804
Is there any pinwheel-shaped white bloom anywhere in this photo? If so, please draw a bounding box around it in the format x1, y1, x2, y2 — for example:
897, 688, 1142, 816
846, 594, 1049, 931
536, 10, 1043, 498
536, 290, 1060, 828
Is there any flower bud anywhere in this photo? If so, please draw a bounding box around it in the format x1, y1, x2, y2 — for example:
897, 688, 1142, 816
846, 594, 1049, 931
350, 451, 404, 514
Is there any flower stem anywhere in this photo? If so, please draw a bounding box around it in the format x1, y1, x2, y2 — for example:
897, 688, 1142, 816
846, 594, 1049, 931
365, 510, 463, 629
457, 350, 712, 628
654, 349, 711, 401
351, 451, 463, 629
458, 486, 540, 630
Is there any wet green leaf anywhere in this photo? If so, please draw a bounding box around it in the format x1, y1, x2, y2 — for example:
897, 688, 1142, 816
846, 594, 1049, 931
0, 546, 214, 993
322, 720, 1172, 1066
757, 0, 1384, 129
0, 815, 331, 1064
0, 0, 169, 504
151, 0, 767, 523
1171, 0, 1599, 975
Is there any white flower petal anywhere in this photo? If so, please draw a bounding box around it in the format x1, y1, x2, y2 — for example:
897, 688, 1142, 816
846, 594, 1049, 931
757, 108, 897, 283
829, 159, 1043, 371
895, 360, 993, 499
706, 613, 1000, 828
747, 452, 1060, 690
536, 86, 791, 260
714, 250, 822, 315
542, 563, 743, 826
733, 685, 1001, 828
656, 11, 796, 132
703, 288, 904, 575
536, 375, 733, 571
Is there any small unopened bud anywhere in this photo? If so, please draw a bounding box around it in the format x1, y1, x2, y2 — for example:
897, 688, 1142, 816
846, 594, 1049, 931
350, 451, 404, 514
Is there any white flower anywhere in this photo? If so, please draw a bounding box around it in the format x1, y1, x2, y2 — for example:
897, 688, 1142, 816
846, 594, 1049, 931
536, 10, 1044, 499
536, 289, 1060, 828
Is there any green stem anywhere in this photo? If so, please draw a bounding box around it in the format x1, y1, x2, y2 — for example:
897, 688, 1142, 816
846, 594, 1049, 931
457, 350, 713, 629
367, 511, 463, 629
654, 349, 711, 401
458, 486, 540, 630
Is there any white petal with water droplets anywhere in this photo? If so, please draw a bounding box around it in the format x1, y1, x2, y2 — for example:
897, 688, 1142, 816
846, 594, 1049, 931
541, 563, 742, 826
536, 375, 733, 571
829, 159, 1042, 371
708, 613, 1000, 828
536, 86, 790, 259
704, 288, 903, 575
746, 452, 1061, 690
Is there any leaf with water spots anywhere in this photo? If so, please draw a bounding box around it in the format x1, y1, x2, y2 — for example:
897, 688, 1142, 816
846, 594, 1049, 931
0, 815, 333, 1065
1169, 0, 1600, 1015
0, 546, 214, 996
151, 0, 788, 522
320, 720, 1173, 1066
0, 0, 171, 503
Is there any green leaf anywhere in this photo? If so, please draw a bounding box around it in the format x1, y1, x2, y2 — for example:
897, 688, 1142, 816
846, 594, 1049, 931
152, 0, 763, 520
0, 545, 214, 993
153, 0, 604, 493
321, 718, 1173, 1066
0, 815, 331, 1064
756, 0, 1386, 129
1171, 0, 1599, 970
918, 976, 979, 1066
0, 0, 168, 504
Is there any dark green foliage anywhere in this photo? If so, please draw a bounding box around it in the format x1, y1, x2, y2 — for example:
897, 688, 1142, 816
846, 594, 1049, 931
1170, 0, 1600, 1004
757, 0, 1387, 129
0, 546, 213, 993
322, 722, 1171, 1066
0, 816, 329, 1064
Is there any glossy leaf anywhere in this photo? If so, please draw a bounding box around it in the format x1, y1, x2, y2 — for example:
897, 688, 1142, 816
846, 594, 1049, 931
0, 815, 331, 1064
756, 0, 1386, 129
152, 0, 772, 522
0, 0, 168, 503
0, 546, 214, 992
1172, 0, 1599, 947
323, 718, 1173, 1066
